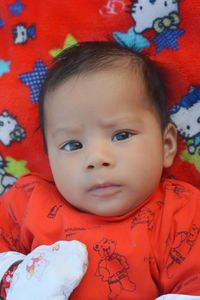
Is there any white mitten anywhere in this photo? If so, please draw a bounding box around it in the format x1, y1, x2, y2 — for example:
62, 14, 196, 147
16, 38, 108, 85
6, 240, 88, 300
156, 295, 200, 299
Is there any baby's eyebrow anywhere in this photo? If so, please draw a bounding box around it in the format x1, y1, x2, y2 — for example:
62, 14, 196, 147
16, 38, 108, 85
52, 126, 82, 137
52, 116, 144, 138
99, 116, 143, 128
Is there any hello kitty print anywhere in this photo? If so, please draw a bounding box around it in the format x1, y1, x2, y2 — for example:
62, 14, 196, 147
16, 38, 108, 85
170, 87, 200, 172
113, 0, 184, 52
132, 0, 178, 33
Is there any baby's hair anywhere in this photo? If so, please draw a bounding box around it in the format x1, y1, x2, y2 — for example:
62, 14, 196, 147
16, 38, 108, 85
39, 41, 169, 151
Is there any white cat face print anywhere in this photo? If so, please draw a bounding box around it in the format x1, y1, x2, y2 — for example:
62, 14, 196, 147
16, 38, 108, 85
131, 0, 178, 33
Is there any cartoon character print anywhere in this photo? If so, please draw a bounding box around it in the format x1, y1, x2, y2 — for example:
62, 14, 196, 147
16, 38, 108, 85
0, 228, 20, 251
5, 253, 49, 297
166, 223, 200, 278
170, 86, 200, 155
26, 253, 49, 280
12, 23, 36, 44
163, 181, 191, 198
132, 0, 179, 33
131, 207, 155, 231
94, 238, 136, 299
0, 154, 16, 195
0, 111, 26, 146
113, 0, 184, 53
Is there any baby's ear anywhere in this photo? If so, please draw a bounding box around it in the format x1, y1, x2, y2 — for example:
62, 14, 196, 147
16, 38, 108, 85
163, 122, 177, 168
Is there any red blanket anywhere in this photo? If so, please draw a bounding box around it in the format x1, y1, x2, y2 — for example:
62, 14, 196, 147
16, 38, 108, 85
0, 0, 200, 195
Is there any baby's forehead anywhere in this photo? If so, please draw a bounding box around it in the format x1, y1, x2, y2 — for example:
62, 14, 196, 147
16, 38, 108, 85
46, 64, 146, 97
47, 53, 145, 90
44, 68, 154, 125
48, 59, 146, 95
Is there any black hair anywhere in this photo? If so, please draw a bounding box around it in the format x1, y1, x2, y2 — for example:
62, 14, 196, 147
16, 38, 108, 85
39, 41, 169, 151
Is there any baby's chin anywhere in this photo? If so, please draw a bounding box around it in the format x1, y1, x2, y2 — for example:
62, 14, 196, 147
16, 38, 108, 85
74, 202, 138, 218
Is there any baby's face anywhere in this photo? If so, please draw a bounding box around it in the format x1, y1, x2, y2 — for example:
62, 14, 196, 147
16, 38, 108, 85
45, 69, 176, 217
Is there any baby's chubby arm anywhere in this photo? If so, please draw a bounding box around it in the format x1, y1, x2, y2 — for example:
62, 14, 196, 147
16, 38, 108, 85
0, 240, 88, 300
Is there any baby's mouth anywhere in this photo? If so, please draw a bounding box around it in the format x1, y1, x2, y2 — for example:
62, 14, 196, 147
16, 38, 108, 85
88, 183, 122, 197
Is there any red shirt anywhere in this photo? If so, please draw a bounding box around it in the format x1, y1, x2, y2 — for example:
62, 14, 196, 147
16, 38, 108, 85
0, 174, 200, 299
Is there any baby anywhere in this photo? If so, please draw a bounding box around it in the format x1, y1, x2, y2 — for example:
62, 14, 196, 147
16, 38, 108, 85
0, 42, 200, 300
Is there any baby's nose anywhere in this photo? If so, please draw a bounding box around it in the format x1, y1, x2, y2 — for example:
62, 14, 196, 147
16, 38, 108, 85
85, 150, 115, 170
87, 161, 111, 170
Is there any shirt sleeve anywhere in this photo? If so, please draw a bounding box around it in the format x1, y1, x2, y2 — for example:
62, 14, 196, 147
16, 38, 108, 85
0, 176, 35, 293
0, 174, 39, 252
157, 180, 200, 296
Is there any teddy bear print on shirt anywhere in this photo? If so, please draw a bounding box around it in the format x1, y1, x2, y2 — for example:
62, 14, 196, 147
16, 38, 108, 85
166, 223, 200, 278
94, 238, 136, 299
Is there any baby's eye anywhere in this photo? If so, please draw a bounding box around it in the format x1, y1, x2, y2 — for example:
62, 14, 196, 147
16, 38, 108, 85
61, 140, 83, 151
112, 131, 133, 142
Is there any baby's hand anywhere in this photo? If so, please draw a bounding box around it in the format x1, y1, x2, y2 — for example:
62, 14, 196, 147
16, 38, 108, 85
6, 240, 88, 300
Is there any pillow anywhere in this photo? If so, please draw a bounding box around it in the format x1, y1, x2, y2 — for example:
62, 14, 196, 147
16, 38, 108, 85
0, 0, 200, 195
